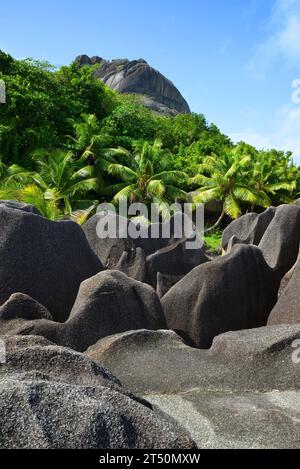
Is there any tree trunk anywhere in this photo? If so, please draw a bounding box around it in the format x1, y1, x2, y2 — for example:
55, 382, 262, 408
204, 207, 225, 233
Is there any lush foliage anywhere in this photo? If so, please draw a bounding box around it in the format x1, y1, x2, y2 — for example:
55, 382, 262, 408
0, 50, 299, 226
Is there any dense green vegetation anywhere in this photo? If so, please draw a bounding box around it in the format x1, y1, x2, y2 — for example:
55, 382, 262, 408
0, 50, 299, 226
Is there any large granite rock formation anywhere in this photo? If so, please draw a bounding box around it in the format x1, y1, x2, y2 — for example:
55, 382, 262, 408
162, 244, 280, 348
221, 207, 276, 252
258, 204, 300, 278
75, 55, 191, 115
86, 326, 300, 449
0, 205, 102, 322
0, 335, 196, 449
268, 257, 300, 325
145, 239, 210, 288
9, 271, 166, 352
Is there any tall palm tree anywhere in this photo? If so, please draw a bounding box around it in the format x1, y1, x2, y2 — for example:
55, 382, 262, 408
190, 148, 270, 231
69, 113, 119, 191
106, 140, 188, 215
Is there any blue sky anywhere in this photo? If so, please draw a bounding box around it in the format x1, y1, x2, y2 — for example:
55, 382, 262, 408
1, 0, 300, 160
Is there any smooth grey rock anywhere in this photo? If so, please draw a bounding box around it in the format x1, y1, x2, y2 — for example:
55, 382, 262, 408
86, 327, 300, 448
277, 263, 297, 298
83, 211, 197, 264
156, 273, 184, 298
0, 205, 102, 322
86, 326, 300, 394
162, 244, 280, 348
0, 293, 52, 321
0, 200, 42, 215
16, 271, 167, 352
149, 390, 300, 449
259, 204, 300, 278
116, 248, 146, 282
0, 335, 196, 449
75, 55, 191, 115
222, 207, 276, 252
0, 293, 53, 337
145, 239, 210, 288
268, 257, 300, 325
83, 212, 136, 268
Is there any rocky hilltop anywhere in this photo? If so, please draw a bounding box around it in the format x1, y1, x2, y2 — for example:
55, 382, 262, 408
75, 55, 191, 115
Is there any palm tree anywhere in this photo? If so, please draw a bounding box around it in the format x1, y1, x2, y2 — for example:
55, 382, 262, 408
250, 150, 296, 207
14, 184, 63, 220
0, 161, 62, 220
32, 149, 98, 213
69, 113, 120, 191
8, 149, 98, 219
190, 147, 270, 231
0, 161, 32, 188
106, 140, 188, 216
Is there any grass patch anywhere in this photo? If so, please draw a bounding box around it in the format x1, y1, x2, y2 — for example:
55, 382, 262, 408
204, 230, 222, 253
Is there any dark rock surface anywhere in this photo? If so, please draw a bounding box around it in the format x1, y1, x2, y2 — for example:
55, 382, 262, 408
162, 244, 280, 348
0, 335, 196, 449
75, 55, 191, 115
156, 273, 184, 298
145, 239, 210, 288
268, 257, 300, 325
116, 248, 146, 282
0, 293, 53, 336
222, 207, 276, 252
86, 326, 300, 394
83, 212, 201, 281
15, 271, 167, 352
0, 199, 42, 215
86, 327, 300, 448
0, 205, 102, 322
0, 293, 52, 321
277, 263, 297, 298
259, 204, 300, 278
83, 212, 136, 269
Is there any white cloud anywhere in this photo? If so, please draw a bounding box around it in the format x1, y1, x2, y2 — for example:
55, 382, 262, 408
247, 0, 300, 78
230, 103, 300, 163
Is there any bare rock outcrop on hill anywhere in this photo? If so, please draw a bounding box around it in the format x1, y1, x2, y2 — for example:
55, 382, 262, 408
75, 55, 191, 115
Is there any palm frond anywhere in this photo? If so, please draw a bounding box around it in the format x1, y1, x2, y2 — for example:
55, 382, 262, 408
107, 163, 137, 182
147, 180, 165, 197
112, 184, 136, 204
224, 193, 241, 219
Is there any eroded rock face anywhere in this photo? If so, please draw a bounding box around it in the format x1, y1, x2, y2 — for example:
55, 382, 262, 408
156, 273, 184, 299
75, 55, 191, 115
86, 327, 300, 449
162, 244, 280, 348
268, 257, 300, 325
0, 335, 196, 449
0, 293, 53, 336
0, 293, 52, 321
14, 271, 167, 352
0, 200, 42, 215
222, 207, 276, 252
0, 205, 102, 322
259, 204, 300, 278
145, 239, 210, 288
83, 212, 136, 269
86, 326, 300, 394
